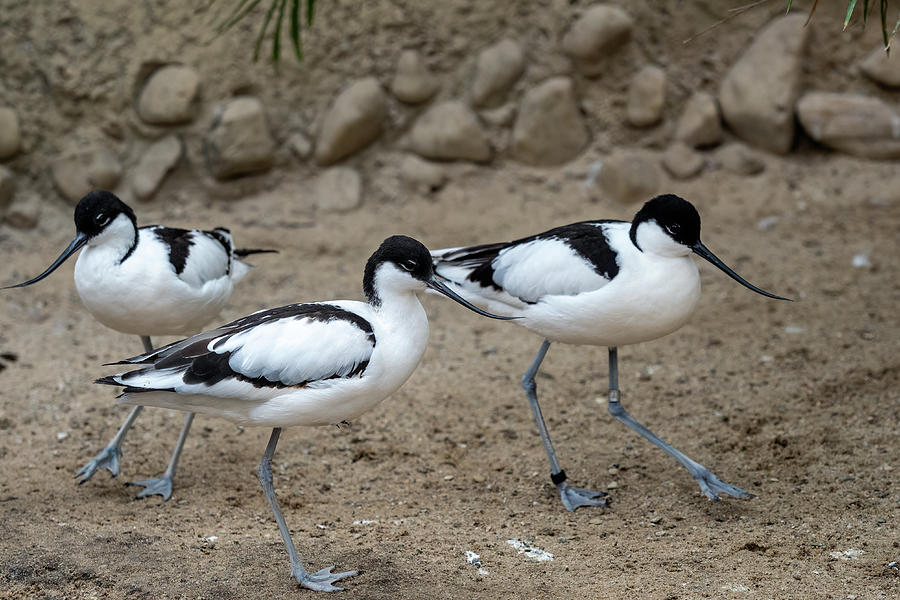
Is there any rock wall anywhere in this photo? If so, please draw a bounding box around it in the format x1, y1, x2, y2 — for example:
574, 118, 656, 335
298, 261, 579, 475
0, 1, 897, 229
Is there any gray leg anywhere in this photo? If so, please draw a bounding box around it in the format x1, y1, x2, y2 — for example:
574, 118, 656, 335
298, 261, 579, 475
75, 335, 155, 484
606, 347, 754, 500
259, 428, 358, 592
128, 412, 194, 501
522, 340, 607, 511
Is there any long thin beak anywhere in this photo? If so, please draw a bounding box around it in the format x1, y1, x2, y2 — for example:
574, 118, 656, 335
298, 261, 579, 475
426, 277, 517, 320
692, 241, 791, 301
4, 232, 88, 289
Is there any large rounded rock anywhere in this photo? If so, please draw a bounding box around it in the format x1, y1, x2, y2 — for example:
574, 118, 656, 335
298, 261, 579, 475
674, 92, 722, 147
0, 108, 22, 159
316, 77, 387, 165
136, 65, 200, 125
561, 4, 633, 77
715, 143, 765, 175
132, 135, 183, 200
719, 15, 808, 154
391, 50, 439, 104
4, 191, 40, 230
51, 148, 122, 203
408, 101, 492, 163
797, 92, 900, 159
859, 46, 900, 88
511, 77, 588, 166
626, 65, 666, 128
662, 142, 704, 179
597, 151, 661, 204
205, 96, 274, 179
471, 39, 526, 108
313, 167, 362, 213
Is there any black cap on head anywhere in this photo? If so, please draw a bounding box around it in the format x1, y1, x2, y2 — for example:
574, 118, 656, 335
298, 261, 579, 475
74, 190, 137, 238
363, 235, 434, 302
630, 194, 701, 249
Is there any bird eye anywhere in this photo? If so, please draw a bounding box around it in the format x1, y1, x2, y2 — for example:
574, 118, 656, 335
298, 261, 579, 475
94, 213, 111, 226
399, 260, 416, 272
666, 223, 681, 235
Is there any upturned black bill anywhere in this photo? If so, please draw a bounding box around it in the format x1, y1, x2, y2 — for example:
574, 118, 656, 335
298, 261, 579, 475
426, 277, 517, 319
4, 232, 88, 289
692, 241, 791, 301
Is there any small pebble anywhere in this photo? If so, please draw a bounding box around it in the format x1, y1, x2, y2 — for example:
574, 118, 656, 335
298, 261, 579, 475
756, 216, 779, 232
852, 253, 872, 269
472, 474, 486, 483
607, 481, 619, 489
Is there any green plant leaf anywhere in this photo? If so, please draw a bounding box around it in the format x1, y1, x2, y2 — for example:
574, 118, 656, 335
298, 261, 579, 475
881, 0, 889, 48
272, 0, 289, 64
289, 0, 303, 61
863, 0, 871, 23
252, 0, 279, 61
307, 0, 316, 26
217, 0, 263, 34
843, 0, 858, 29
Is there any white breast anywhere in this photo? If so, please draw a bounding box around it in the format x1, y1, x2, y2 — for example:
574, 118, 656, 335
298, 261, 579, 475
73, 230, 236, 336
514, 228, 702, 346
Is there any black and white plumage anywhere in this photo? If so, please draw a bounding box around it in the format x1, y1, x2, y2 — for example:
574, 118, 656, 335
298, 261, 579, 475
5, 190, 275, 500
431, 194, 789, 510
97, 235, 510, 592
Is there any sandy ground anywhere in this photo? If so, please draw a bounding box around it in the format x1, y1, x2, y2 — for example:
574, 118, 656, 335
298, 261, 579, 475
1, 1, 900, 599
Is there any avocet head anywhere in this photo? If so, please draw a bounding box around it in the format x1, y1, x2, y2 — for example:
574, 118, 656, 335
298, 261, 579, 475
630, 194, 790, 301
4, 190, 137, 289
364, 235, 514, 319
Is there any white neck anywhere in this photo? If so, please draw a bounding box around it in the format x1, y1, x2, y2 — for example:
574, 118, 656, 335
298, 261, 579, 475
634, 220, 691, 258
85, 213, 138, 263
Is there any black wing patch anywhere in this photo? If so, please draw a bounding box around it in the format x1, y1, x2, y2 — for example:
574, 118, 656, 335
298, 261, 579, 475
439, 220, 624, 289
145, 226, 196, 275
111, 303, 377, 390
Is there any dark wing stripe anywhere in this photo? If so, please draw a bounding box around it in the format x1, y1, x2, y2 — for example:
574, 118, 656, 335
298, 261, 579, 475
145, 226, 196, 275
211, 303, 375, 351
437, 220, 625, 290
181, 351, 370, 390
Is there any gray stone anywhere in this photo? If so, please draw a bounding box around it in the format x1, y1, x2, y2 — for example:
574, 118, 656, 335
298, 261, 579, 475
313, 167, 362, 213
479, 103, 517, 128
288, 132, 314, 159
627, 65, 666, 127
399, 154, 447, 192
797, 92, 900, 159
561, 4, 634, 77
391, 50, 440, 104
674, 92, 721, 148
511, 77, 588, 166
719, 15, 808, 154
859, 46, 900, 88
662, 142, 704, 179
316, 77, 387, 165
4, 191, 40, 230
597, 151, 661, 204
471, 38, 526, 108
715, 143, 765, 175
205, 96, 275, 179
0, 166, 14, 210
132, 135, 183, 200
0, 108, 21, 159
51, 147, 122, 202
136, 64, 200, 125
408, 101, 492, 163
